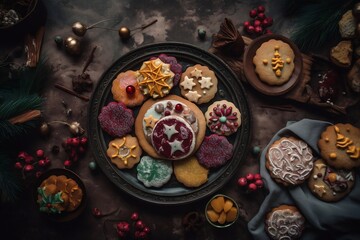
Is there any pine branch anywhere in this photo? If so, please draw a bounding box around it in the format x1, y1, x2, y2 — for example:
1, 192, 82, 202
0, 94, 43, 120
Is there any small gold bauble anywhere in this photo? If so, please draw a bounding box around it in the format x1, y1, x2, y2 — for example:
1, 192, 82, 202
118, 27, 131, 40
72, 22, 87, 37
64, 36, 81, 55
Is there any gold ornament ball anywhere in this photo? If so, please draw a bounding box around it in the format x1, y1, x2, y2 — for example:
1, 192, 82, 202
64, 37, 81, 55
72, 21, 87, 37
118, 27, 131, 40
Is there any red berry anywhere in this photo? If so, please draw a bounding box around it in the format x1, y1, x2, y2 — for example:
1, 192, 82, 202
243, 21, 251, 27
248, 183, 257, 191
174, 103, 183, 113
254, 20, 261, 27
17, 151, 28, 160
71, 137, 80, 147
257, 5, 265, 13
38, 159, 46, 167
35, 171, 42, 178
24, 155, 34, 164
65, 138, 72, 145
36, 149, 44, 158
14, 162, 23, 169
136, 220, 144, 230
131, 212, 139, 221
117, 221, 130, 232
164, 110, 171, 116
255, 26, 263, 34
237, 177, 247, 187
254, 173, 262, 180
143, 226, 151, 234
139, 231, 147, 239
44, 157, 51, 166
245, 25, 255, 34
246, 173, 254, 182
257, 12, 266, 20
24, 164, 34, 172
92, 207, 102, 217
255, 179, 264, 188
249, 9, 257, 18
265, 17, 273, 26
80, 137, 88, 146
265, 29, 273, 34
126, 85, 136, 95
64, 160, 72, 167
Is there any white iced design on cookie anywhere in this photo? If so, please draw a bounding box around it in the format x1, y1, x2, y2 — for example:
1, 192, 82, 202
266, 209, 305, 239
185, 90, 201, 103
180, 76, 196, 90
198, 76, 213, 89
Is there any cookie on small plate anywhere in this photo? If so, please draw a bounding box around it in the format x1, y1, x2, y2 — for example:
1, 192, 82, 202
318, 123, 360, 170
265, 205, 305, 240
179, 64, 218, 104
266, 137, 313, 186
173, 156, 209, 188
106, 135, 142, 169
136, 156, 173, 188
205, 100, 241, 136
308, 159, 355, 202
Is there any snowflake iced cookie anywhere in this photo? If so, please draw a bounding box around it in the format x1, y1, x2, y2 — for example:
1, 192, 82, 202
136, 156, 173, 188
205, 100, 241, 136
111, 70, 146, 107
136, 58, 175, 99
179, 64, 218, 104
134, 95, 206, 160
106, 135, 142, 169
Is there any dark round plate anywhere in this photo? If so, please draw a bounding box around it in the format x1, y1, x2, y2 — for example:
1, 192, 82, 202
243, 34, 303, 96
34, 168, 87, 222
88, 42, 250, 205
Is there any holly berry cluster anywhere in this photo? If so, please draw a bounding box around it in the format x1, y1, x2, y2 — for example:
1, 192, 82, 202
116, 212, 151, 239
237, 173, 264, 192
243, 5, 273, 35
62, 136, 88, 167
14, 150, 51, 178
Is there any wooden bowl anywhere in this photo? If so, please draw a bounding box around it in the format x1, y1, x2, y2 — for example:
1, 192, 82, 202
243, 34, 303, 96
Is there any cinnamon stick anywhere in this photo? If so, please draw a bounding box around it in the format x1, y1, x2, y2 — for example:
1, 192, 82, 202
9, 110, 41, 124
55, 83, 90, 101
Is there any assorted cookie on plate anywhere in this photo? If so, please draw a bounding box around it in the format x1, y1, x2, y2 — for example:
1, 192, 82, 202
136, 156, 173, 188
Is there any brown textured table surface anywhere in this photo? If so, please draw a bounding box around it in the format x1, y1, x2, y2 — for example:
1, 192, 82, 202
1, 1, 359, 240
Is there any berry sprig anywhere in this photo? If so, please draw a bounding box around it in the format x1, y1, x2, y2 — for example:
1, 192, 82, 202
14, 150, 51, 178
62, 136, 88, 167
243, 5, 273, 36
237, 173, 264, 192
116, 212, 151, 239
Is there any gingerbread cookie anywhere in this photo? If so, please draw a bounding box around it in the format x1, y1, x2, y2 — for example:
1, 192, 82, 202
173, 156, 209, 188
179, 64, 218, 104
98, 101, 134, 137
150, 54, 182, 86
136, 156, 173, 188
136, 58, 175, 99
106, 135, 142, 169
266, 137, 313, 186
318, 123, 360, 170
134, 95, 206, 160
308, 159, 355, 202
196, 134, 233, 168
111, 70, 146, 107
205, 100, 241, 136
253, 39, 295, 86
265, 205, 305, 240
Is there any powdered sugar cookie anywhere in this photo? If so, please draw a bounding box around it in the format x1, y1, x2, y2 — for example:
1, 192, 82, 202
205, 100, 241, 136
136, 58, 175, 99
173, 156, 209, 187
196, 134, 233, 168
266, 137, 313, 186
136, 156, 173, 188
180, 64, 218, 104
111, 70, 146, 107
98, 101, 134, 137
106, 135, 142, 169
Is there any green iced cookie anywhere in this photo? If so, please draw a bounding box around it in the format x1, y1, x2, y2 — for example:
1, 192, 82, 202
136, 156, 173, 187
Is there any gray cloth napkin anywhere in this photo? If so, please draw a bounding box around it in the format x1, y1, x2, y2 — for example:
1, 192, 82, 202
248, 119, 360, 240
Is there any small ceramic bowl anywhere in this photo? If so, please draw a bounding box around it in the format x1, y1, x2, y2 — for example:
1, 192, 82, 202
205, 194, 239, 228
34, 168, 87, 222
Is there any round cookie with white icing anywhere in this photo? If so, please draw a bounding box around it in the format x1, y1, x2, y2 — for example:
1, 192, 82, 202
136, 58, 175, 99
308, 159, 355, 202
106, 135, 142, 169
205, 100, 241, 136
134, 95, 206, 160
136, 156, 173, 188
253, 39, 295, 86
179, 64, 218, 104
266, 136, 314, 186
265, 205, 305, 240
